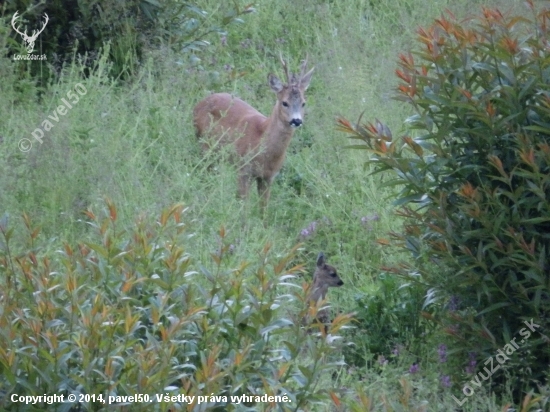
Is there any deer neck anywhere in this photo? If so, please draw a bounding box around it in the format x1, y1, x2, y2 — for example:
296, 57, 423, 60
309, 283, 328, 303
261, 105, 295, 160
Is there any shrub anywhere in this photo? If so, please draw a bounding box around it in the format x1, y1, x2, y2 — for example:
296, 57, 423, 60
0, 200, 351, 411
343, 273, 431, 368
338, 0, 550, 401
2, 0, 253, 81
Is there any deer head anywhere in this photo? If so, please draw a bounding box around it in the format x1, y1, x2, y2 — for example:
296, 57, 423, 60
304, 252, 344, 329
12, 11, 49, 54
267, 53, 314, 128
309, 252, 344, 303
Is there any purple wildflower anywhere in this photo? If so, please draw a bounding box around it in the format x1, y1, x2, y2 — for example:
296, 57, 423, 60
378, 355, 388, 366
440, 375, 452, 387
409, 363, 419, 374
438, 344, 447, 363
360, 213, 380, 224
465, 352, 477, 374
240, 38, 252, 48
448, 295, 459, 312
300, 221, 318, 239
392, 344, 403, 356
360, 213, 380, 231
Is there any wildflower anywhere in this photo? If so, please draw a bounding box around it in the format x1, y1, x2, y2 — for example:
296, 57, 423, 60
300, 221, 317, 239
438, 344, 447, 363
409, 363, 419, 374
440, 375, 452, 387
465, 352, 477, 374
392, 344, 403, 356
378, 355, 388, 366
448, 295, 459, 312
240, 38, 252, 48
360, 213, 380, 224
360, 213, 380, 230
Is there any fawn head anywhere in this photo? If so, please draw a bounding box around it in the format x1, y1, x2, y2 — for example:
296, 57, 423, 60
310, 252, 344, 302
268, 54, 314, 128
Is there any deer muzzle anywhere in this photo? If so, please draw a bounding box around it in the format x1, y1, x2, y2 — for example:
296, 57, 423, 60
289, 118, 303, 127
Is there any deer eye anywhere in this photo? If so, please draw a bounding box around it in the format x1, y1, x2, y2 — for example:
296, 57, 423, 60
282, 101, 289, 107
330, 272, 337, 278
302, 102, 306, 107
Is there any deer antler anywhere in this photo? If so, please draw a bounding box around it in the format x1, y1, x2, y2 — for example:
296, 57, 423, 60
299, 53, 309, 80
279, 52, 291, 85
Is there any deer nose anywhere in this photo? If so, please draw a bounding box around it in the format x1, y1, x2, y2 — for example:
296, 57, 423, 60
337, 280, 344, 286
290, 118, 302, 127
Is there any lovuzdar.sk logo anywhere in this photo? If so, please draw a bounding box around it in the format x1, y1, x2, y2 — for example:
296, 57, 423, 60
11, 11, 48, 60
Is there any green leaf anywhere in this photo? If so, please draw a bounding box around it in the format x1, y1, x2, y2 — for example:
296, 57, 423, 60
476, 302, 512, 316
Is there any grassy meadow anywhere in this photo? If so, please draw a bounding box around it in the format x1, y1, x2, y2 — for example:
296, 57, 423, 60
1, 0, 547, 410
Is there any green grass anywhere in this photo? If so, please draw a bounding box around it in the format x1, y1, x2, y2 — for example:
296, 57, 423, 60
1, 0, 544, 410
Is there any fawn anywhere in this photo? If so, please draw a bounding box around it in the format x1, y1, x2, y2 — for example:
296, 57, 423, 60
193, 54, 314, 213
305, 252, 344, 330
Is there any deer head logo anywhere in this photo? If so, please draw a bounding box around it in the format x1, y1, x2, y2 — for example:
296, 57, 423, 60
11, 11, 49, 54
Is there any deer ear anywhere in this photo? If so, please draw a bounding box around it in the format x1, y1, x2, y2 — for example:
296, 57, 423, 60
268, 73, 284, 93
316, 252, 325, 267
300, 67, 314, 90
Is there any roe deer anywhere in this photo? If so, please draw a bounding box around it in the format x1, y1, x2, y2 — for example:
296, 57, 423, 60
306, 252, 344, 330
193, 54, 314, 213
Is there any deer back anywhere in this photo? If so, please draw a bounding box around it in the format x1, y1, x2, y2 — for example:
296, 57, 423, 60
193, 55, 314, 160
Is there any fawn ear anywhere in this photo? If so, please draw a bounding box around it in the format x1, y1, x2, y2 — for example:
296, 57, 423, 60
316, 252, 325, 267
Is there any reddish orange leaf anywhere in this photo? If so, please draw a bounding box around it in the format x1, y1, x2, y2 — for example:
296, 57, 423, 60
486, 102, 496, 117
459, 88, 472, 99
519, 148, 535, 166
329, 391, 341, 407
64, 243, 73, 257
395, 69, 411, 83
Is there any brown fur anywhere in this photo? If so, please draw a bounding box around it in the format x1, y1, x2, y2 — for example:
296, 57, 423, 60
307, 252, 344, 328
193, 55, 314, 213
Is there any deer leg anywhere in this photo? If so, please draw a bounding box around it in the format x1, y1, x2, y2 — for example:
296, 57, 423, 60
238, 172, 252, 199
257, 178, 271, 215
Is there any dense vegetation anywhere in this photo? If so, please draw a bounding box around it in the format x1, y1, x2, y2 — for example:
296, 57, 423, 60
338, 0, 550, 404
1, 0, 548, 410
